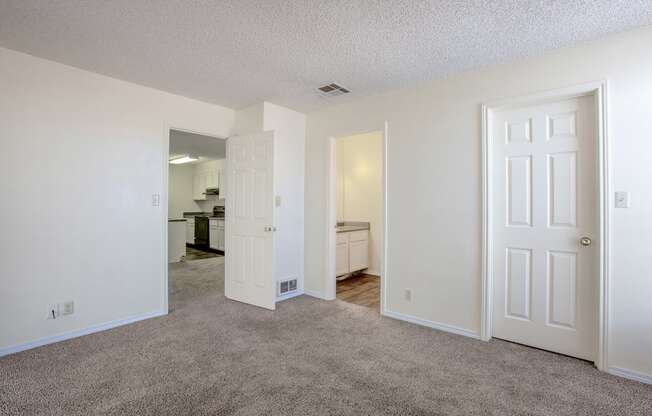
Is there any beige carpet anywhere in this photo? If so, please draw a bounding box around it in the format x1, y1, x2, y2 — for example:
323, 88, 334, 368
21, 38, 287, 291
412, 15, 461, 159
1, 257, 651, 415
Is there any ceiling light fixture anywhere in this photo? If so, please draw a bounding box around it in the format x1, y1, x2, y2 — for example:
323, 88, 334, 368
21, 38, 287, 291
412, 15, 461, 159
169, 155, 198, 164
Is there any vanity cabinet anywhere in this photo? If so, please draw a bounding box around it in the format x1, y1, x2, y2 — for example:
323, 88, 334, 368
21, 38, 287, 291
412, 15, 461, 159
336, 229, 369, 276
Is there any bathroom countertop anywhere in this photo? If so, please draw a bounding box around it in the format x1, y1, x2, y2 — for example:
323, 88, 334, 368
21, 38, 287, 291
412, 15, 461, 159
336, 222, 370, 233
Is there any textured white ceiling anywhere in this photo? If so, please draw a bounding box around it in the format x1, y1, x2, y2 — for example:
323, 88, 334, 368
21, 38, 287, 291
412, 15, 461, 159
1, 1, 651, 112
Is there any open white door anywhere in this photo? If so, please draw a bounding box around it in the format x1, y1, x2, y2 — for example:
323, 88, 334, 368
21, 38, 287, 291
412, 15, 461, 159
225, 131, 275, 310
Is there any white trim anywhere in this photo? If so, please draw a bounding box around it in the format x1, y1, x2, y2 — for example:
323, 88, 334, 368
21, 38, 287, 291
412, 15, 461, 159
607, 367, 652, 385
381, 121, 389, 316
324, 137, 337, 300
163, 126, 228, 315
383, 309, 480, 340
276, 290, 304, 302
304, 289, 329, 300
0, 310, 167, 357
480, 81, 611, 370
324, 125, 389, 308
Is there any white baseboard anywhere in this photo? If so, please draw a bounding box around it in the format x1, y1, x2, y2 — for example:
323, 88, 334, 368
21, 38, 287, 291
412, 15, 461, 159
304, 289, 331, 300
382, 309, 480, 340
607, 366, 652, 385
276, 290, 304, 302
0, 309, 167, 357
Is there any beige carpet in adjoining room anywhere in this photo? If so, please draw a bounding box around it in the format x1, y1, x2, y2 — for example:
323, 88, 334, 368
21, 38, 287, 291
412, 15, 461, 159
1, 257, 651, 415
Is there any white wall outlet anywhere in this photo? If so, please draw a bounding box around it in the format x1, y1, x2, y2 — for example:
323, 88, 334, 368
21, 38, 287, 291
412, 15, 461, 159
615, 191, 630, 208
47, 304, 59, 319
405, 289, 412, 302
152, 193, 160, 206
275, 195, 281, 207
62, 301, 74, 316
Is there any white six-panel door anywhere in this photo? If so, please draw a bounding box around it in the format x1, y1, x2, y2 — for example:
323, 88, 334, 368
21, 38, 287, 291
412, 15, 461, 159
225, 131, 275, 310
492, 96, 597, 360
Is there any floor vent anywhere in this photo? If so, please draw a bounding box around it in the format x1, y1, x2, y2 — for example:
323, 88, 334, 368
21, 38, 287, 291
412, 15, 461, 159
278, 278, 298, 296
317, 83, 350, 97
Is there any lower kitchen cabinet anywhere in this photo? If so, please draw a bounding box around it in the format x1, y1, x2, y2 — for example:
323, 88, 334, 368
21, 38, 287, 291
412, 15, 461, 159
209, 219, 225, 251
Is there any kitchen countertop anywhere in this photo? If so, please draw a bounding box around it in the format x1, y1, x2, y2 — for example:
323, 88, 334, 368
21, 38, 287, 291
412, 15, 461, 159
168, 218, 187, 222
336, 222, 370, 233
183, 212, 210, 217
183, 212, 225, 220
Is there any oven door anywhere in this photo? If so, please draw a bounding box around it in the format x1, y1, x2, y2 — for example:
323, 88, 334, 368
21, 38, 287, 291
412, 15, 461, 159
194, 216, 209, 246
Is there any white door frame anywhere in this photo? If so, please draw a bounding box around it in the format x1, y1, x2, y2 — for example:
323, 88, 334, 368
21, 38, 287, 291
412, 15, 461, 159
324, 123, 389, 314
481, 81, 611, 370
163, 126, 227, 314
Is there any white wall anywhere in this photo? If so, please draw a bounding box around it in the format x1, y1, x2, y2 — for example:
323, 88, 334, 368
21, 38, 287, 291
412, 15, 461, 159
305, 26, 652, 380
233, 102, 306, 298
263, 103, 306, 298
336, 132, 382, 275
0, 47, 235, 353
168, 164, 201, 218
234, 103, 264, 135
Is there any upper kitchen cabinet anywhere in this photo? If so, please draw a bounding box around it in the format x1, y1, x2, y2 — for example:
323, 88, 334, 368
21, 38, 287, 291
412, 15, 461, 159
192, 159, 225, 201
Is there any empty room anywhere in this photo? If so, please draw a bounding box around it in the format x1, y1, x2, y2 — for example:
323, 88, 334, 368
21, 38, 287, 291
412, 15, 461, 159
1, 1, 652, 415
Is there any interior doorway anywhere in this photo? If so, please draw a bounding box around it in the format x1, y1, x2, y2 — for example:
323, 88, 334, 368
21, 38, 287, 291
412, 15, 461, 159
166, 129, 227, 312
326, 128, 387, 313
482, 82, 610, 367
165, 129, 278, 312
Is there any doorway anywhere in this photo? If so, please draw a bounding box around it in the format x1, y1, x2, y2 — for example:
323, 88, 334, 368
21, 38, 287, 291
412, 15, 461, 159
165, 129, 278, 312
326, 128, 387, 313
166, 129, 227, 311
482, 83, 610, 367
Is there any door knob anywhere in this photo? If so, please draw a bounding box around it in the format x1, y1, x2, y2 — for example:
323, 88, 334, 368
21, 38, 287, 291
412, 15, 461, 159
580, 237, 592, 247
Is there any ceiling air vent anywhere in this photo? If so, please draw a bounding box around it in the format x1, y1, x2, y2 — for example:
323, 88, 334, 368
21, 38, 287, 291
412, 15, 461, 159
317, 83, 350, 98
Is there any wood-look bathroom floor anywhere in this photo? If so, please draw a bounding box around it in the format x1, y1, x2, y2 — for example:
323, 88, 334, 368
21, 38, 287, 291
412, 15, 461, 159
336, 273, 380, 312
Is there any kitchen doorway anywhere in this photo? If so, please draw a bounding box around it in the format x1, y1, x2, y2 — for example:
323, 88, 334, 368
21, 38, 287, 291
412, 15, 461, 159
166, 129, 227, 312
325, 126, 387, 313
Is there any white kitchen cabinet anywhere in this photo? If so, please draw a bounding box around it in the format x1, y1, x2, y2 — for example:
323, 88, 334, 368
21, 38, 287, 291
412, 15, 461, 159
206, 170, 216, 189
209, 219, 219, 249
193, 160, 225, 200
336, 229, 369, 276
185, 217, 195, 244
209, 218, 225, 251
217, 219, 225, 251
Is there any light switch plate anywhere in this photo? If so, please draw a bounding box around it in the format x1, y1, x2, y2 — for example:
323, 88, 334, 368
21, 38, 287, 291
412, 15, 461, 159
152, 193, 160, 206
275, 195, 281, 207
615, 191, 630, 208
47, 304, 59, 319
